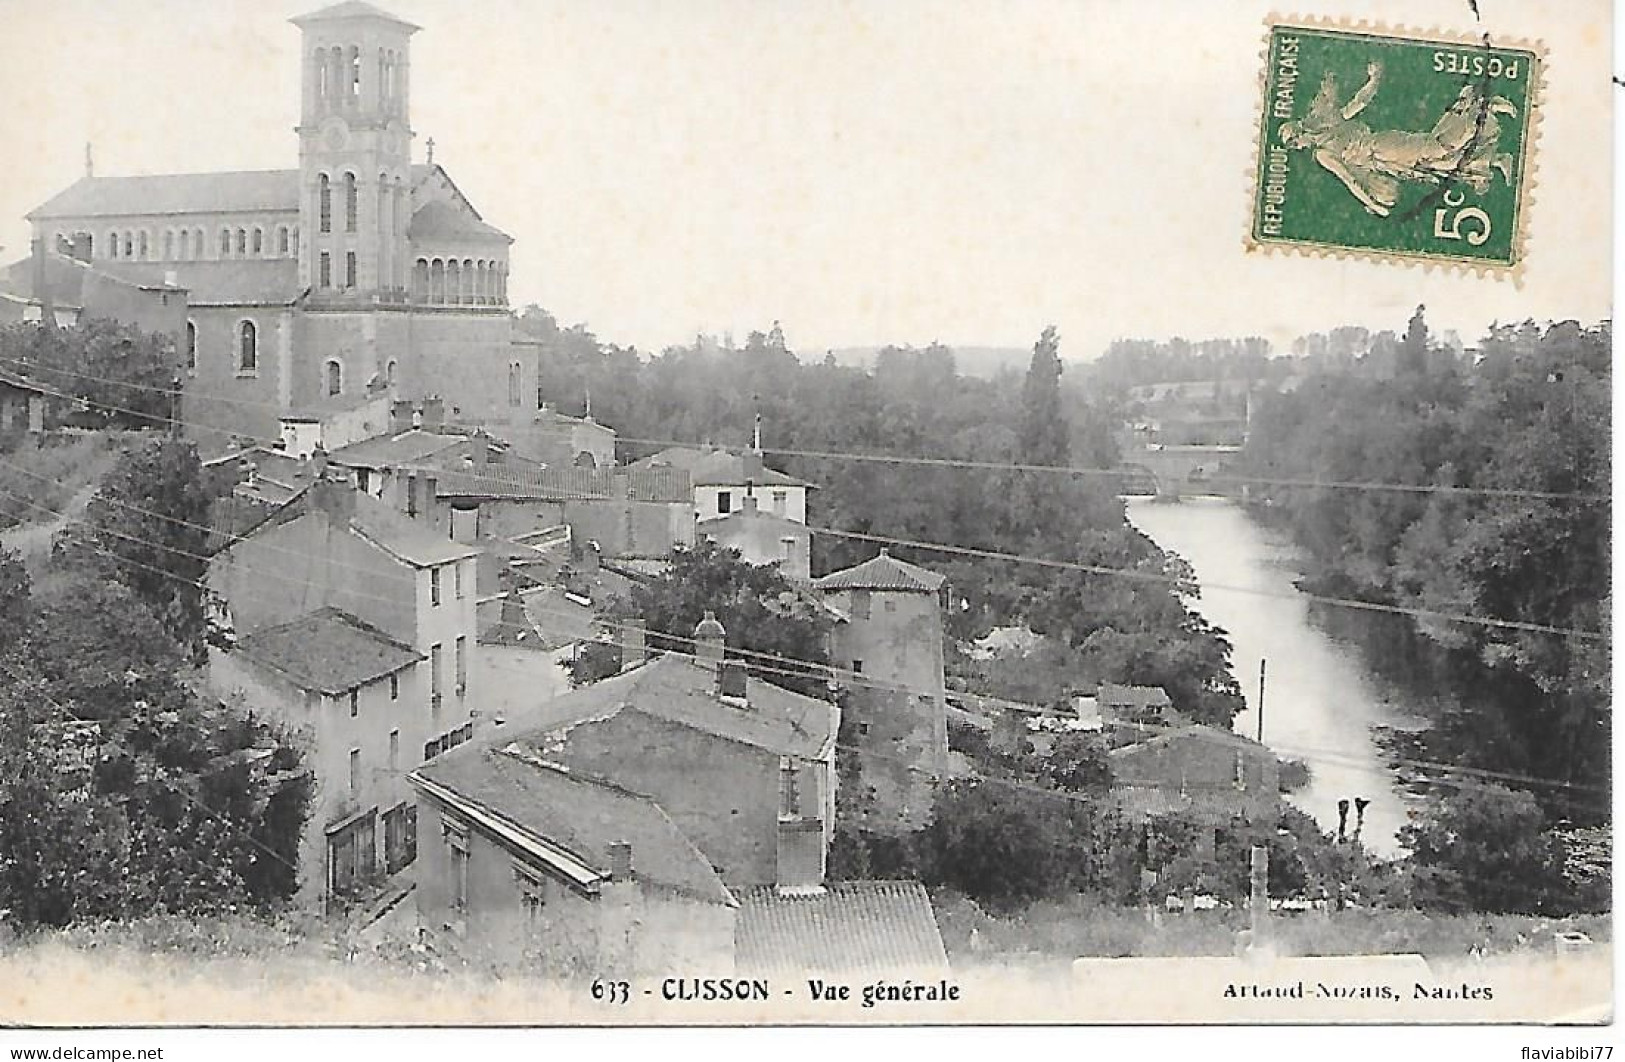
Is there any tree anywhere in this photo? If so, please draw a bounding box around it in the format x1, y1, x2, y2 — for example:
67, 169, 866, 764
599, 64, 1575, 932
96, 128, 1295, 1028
1399, 783, 1564, 914
1400, 304, 1430, 377
63, 437, 212, 656
1039, 731, 1113, 793
610, 540, 833, 697
1019, 325, 1069, 468
0, 317, 177, 429
0, 546, 30, 649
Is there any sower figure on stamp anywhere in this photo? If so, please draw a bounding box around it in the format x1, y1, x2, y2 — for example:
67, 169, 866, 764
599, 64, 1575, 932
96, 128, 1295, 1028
1280, 61, 1518, 215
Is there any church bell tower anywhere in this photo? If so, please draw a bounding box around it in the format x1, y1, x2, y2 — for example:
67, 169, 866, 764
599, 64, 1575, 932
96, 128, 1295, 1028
292, 2, 417, 300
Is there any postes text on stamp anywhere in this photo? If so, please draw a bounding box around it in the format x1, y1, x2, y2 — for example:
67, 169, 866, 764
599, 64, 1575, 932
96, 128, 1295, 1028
1250, 21, 1541, 271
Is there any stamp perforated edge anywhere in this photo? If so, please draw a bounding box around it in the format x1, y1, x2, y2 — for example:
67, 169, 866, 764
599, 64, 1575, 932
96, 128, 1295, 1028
1243, 13, 1547, 285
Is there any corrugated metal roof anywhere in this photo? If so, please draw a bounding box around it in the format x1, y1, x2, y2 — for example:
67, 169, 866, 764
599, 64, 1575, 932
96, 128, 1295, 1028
814, 550, 945, 593
735, 882, 949, 975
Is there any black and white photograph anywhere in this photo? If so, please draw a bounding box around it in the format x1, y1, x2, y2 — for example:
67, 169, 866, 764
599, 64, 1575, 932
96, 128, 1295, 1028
0, 0, 1611, 1048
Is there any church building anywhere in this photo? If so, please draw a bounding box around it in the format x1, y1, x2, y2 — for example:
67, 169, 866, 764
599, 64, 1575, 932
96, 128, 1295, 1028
11, 2, 542, 454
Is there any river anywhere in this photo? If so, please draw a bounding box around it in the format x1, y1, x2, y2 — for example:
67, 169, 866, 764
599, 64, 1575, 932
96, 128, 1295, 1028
1125, 496, 1421, 857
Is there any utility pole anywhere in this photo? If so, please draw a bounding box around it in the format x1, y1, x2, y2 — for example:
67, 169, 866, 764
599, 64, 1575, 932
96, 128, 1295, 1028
1256, 658, 1267, 742
1249, 844, 1269, 945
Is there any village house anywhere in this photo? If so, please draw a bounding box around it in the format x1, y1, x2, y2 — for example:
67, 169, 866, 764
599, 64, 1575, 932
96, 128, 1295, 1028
698, 494, 811, 580
207, 476, 485, 906
0, 367, 50, 437
628, 442, 811, 525
814, 550, 950, 831
409, 613, 950, 975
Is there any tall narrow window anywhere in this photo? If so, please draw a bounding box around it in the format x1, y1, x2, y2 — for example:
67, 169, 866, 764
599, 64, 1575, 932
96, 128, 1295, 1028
220, 229, 231, 257
347, 46, 361, 102
455, 636, 466, 694
162, 231, 173, 260
107, 230, 119, 258
386, 359, 398, 387
344, 251, 357, 289
389, 730, 400, 772
290, 226, 300, 255
343, 173, 358, 233
251, 228, 263, 255
349, 690, 358, 718
317, 49, 330, 102
238, 320, 258, 374
137, 232, 148, 259
326, 359, 343, 396
277, 227, 289, 255
348, 748, 360, 794
235, 228, 247, 255
389, 673, 399, 701
508, 362, 522, 406
185, 321, 197, 371
430, 567, 442, 607
319, 252, 331, 288
319, 174, 332, 233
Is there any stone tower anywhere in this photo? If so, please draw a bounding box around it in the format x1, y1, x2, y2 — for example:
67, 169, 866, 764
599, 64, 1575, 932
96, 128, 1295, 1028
813, 550, 950, 832
292, 1, 417, 300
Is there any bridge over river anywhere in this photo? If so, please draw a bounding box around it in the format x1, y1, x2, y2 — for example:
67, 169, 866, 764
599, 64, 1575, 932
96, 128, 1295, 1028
1117, 443, 1244, 499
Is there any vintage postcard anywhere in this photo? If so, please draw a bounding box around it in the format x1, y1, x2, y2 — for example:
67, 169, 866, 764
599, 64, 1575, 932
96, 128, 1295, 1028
0, 0, 1610, 1049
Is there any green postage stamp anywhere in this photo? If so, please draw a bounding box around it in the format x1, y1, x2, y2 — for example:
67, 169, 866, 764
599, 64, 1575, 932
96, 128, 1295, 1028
1249, 21, 1542, 272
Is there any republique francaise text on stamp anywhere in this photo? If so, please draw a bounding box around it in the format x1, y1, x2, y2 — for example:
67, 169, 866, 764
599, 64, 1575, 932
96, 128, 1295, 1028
1249, 20, 1542, 273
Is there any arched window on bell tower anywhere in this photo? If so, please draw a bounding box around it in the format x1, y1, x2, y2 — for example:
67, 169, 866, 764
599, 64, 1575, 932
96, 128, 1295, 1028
319, 174, 332, 234
347, 46, 361, 104
343, 173, 358, 233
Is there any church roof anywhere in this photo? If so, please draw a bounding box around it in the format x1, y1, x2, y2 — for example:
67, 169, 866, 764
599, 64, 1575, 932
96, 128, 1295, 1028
291, 1, 420, 31
408, 199, 512, 244
813, 550, 945, 594
91, 259, 303, 307
29, 165, 441, 221
29, 171, 302, 220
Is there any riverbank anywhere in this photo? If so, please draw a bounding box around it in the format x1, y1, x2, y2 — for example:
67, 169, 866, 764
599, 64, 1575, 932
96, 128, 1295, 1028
1124, 497, 1419, 856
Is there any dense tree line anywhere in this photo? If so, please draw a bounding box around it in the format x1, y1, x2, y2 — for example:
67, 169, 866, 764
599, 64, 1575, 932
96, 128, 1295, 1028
0, 438, 310, 930
1239, 314, 1610, 814
0, 317, 179, 431
518, 308, 1246, 728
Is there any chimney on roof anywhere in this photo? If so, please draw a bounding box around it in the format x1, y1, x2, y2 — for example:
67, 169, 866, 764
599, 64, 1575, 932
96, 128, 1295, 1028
693, 610, 726, 673
606, 840, 633, 881
390, 399, 415, 433
775, 758, 826, 893
30, 236, 55, 329
244, 460, 259, 489
620, 620, 645, 672
469, 433, 489, 466
311, 444, 329, 481
420, 396, 445, 432
718, 661, 748, 703
409, 470, 437, 521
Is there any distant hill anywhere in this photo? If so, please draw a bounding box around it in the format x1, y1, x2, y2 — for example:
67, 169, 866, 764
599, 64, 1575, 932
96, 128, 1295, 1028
822, 345, 1041, 379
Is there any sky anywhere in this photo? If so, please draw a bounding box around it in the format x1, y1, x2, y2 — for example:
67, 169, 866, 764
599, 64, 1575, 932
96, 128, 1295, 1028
0, 0, 1610, 360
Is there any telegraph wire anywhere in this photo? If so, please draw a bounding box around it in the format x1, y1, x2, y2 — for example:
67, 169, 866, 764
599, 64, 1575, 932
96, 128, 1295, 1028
0, 353, 1608, 504
0, 484, 1608, 817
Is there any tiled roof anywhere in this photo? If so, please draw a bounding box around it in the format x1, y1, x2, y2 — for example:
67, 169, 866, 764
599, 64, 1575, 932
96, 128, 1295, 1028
292, 0, 420, 29
347, 489, 481, 567
698, 506, 807, 533
29, 170, 302, 220
327, 430, 466, 469
414, 744, 733, 906
735, 882, 949, 975
629, 446, 810, 488
408, 199, 511, 243
428, 465, 691, 504
516, 654, 835, 760
1098, 684, 1172, 710
814, 550, 945, 593
235, 606, 423, 695
28, 164, 436, 220
204, 492, 282, 554
88, 259, 302, 306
